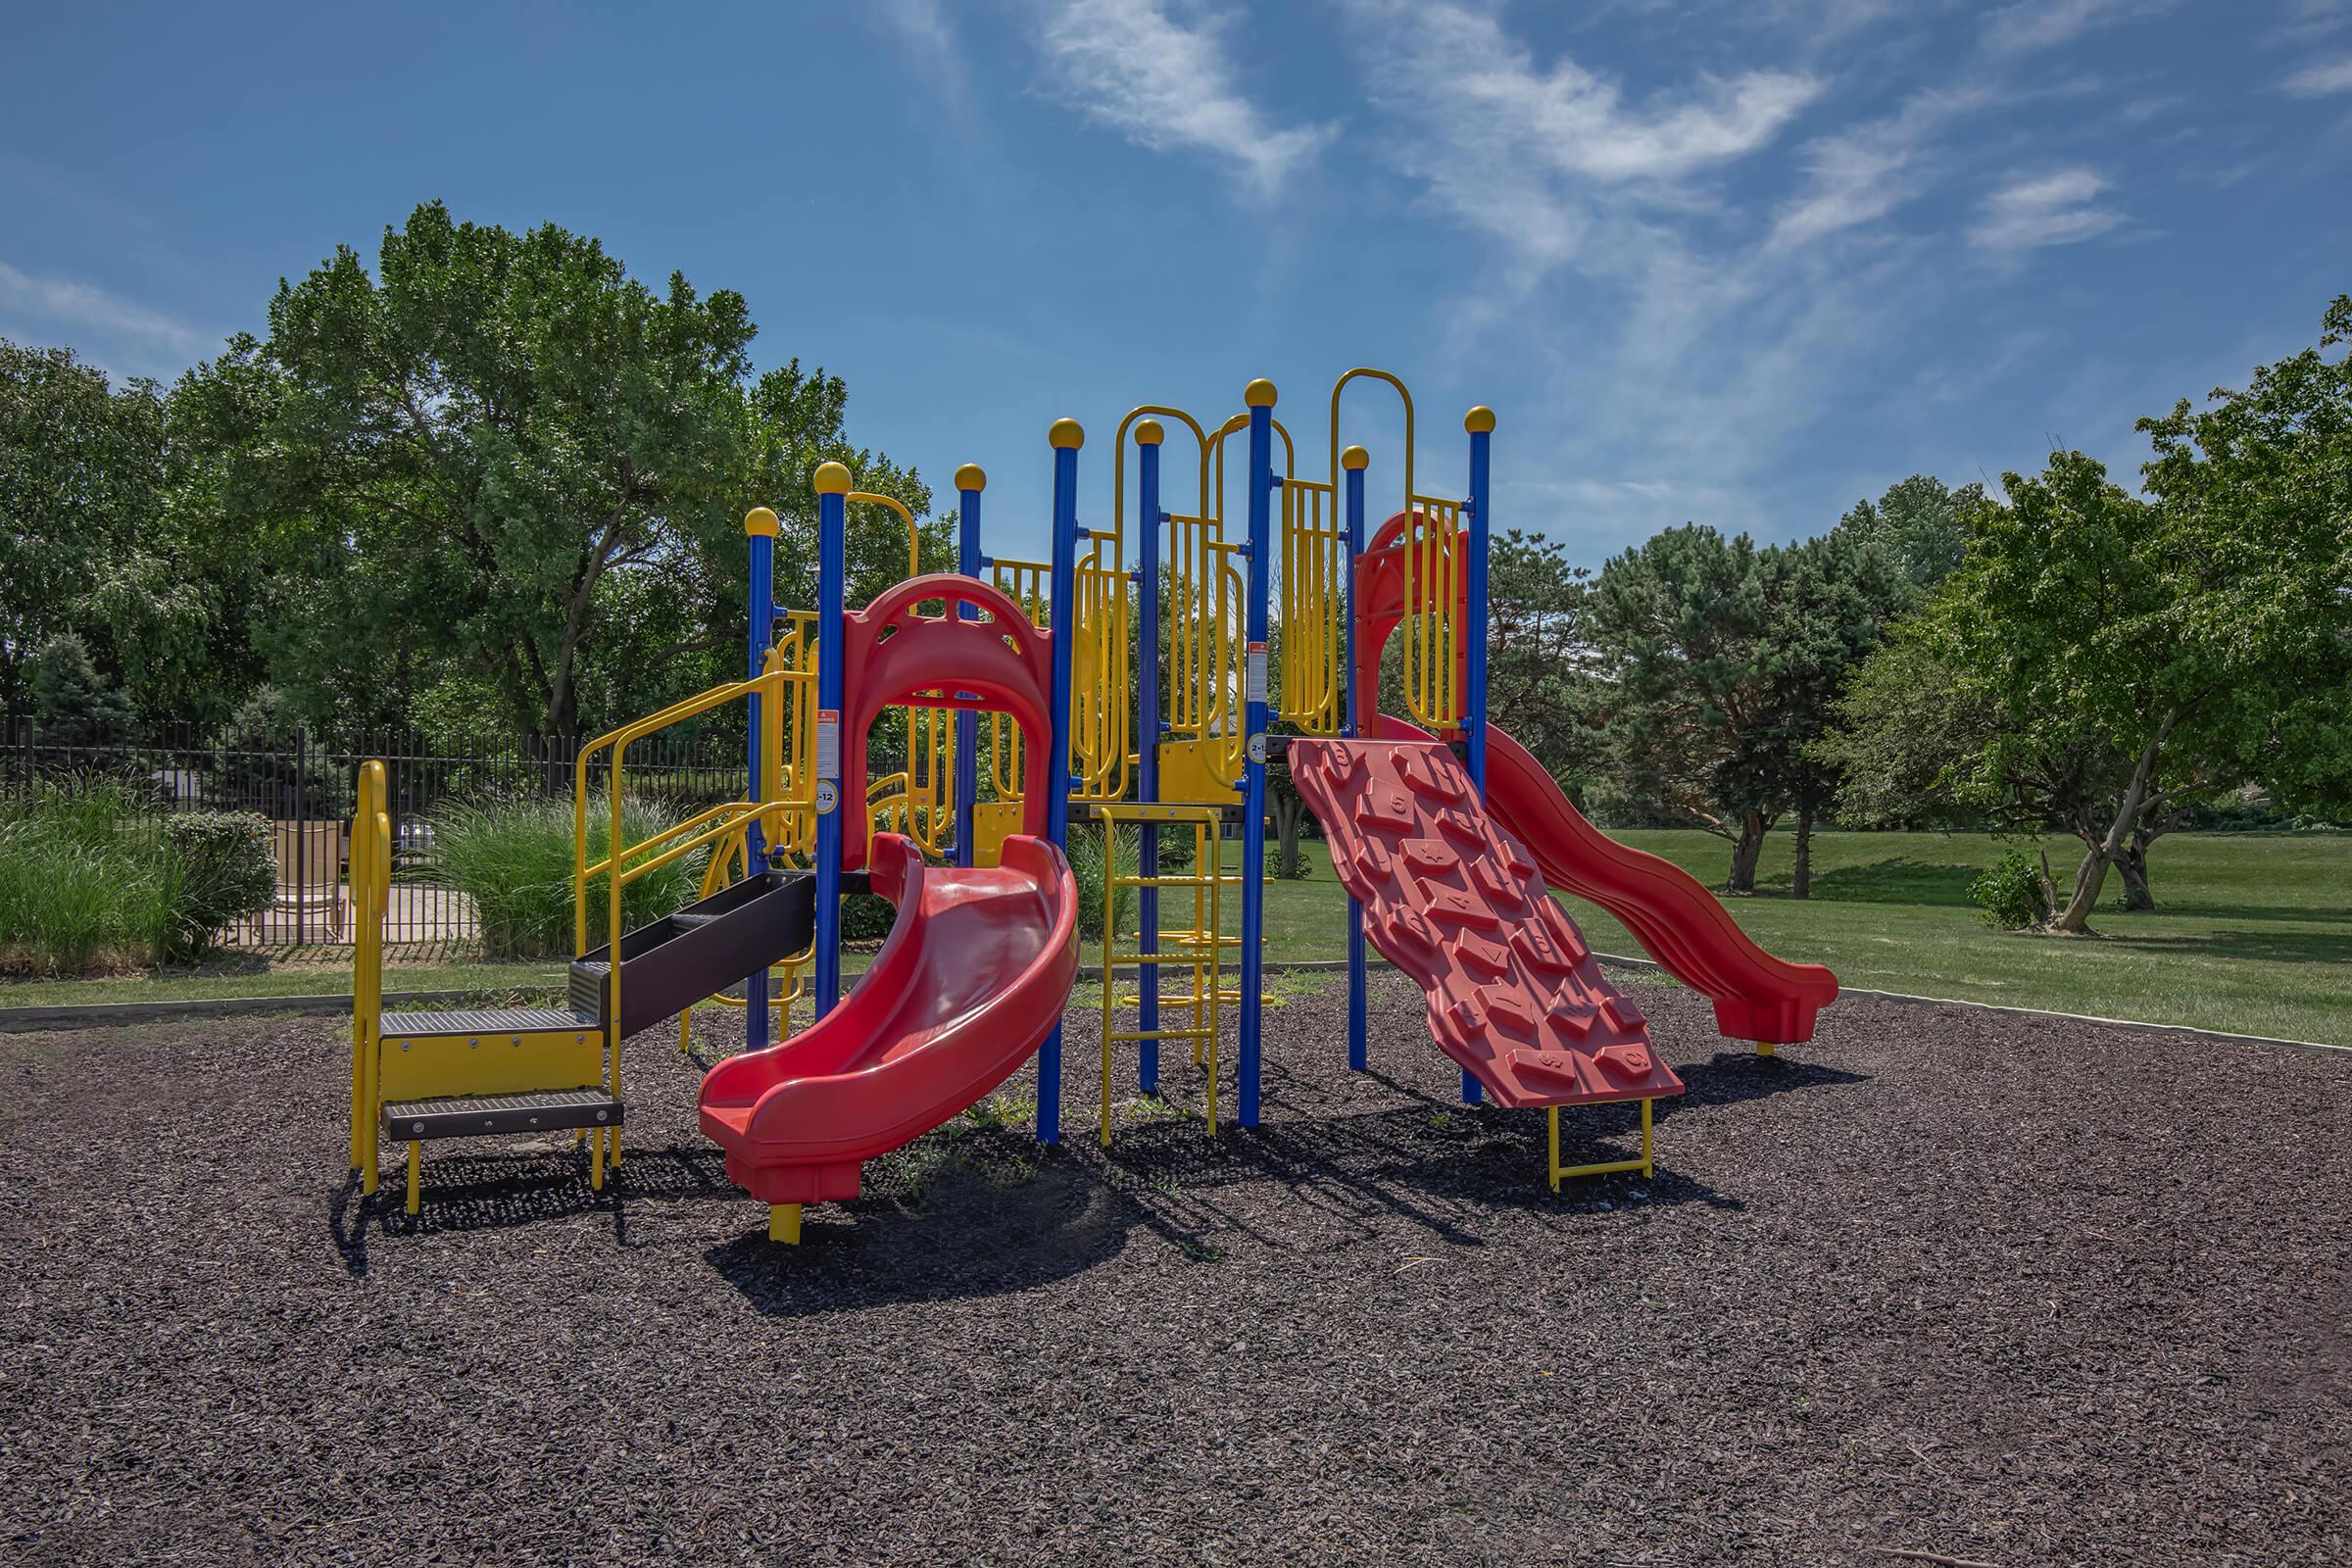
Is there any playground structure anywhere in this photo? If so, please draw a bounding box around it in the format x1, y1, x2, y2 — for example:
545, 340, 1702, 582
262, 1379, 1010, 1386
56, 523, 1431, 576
345, 370, 1838, 1238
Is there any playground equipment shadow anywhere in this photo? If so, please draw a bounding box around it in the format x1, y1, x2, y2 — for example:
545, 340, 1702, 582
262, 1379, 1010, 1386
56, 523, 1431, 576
3, 974, 2346, 1567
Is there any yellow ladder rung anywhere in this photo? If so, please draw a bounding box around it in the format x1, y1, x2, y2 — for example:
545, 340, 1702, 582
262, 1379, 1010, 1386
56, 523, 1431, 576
1153, 991, 1246, 1006
1111, 1027, 1212, 1044
1103, 951, 1226, 967
1112, 874, 1245, 889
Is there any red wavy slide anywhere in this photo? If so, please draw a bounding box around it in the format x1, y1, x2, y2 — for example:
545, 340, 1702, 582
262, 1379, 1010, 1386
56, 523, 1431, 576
698, 831, 1080, 1204
1380, 717, 1838, 1044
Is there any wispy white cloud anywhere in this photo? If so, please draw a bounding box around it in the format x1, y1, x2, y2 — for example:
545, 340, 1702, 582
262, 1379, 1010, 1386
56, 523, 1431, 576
1768, 85, 1990, 251
1037, 0, 1336, 198
0, 260, 202, 352
1983, 0, 2180, 55
1342, 0, 1818, 272
869, 0, 971, 108
1969, 169, 2123, 250
2281, 55, 2352, 95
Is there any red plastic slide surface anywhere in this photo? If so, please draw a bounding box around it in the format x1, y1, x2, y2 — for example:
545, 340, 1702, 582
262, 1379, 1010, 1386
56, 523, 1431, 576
1380, 716, 1838, 1044
1291, 738, 1683, 1109
697, 832, 1079, 1204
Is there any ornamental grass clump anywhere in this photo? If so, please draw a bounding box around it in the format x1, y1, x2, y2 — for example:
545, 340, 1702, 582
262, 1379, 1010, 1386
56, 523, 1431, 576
426, 794, 707, 959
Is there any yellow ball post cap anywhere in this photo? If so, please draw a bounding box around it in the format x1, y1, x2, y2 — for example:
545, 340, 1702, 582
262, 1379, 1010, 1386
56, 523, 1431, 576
1341, 444, 1370, 471
1464, 405, 1496, 434
812, 461, 853, 495
954, 463, 987, 493
1244, 377, 1278, 409
1049, 417, 1085, 450
1134, 418, 1165, 447
743, 506, 780, 537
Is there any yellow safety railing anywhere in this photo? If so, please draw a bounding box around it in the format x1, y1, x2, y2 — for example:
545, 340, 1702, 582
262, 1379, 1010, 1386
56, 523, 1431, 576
572, 665, 806, 1152
1324, 368, 1467, 731
1278, 475, 1346, 733
1400, 497, 1463, 729
347, 760, 391, 1192
987, 543, 1130, 808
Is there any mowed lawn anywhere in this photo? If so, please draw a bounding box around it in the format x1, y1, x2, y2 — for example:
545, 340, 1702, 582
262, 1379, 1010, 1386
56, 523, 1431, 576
7, 828, 2344, 1049
1235, 828, 2352, 1048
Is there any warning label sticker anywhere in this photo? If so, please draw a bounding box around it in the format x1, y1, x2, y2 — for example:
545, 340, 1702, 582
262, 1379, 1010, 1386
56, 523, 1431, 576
1246, 642, 1268, 706
814, 708, 841, 781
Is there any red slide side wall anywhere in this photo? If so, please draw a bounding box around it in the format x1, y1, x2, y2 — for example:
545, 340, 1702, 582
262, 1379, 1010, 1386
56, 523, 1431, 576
1291, 739, 1682, 1109
698, 833, 1078, 1203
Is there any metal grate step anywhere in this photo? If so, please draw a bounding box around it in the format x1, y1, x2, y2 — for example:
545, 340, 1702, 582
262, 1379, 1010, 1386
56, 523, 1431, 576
382, 1088, 623, 1141
380, 1006, 595, 1041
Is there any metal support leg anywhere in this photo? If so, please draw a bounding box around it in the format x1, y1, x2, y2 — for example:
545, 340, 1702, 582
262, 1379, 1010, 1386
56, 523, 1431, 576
590, 1124, 605, 1191
769, 1203, 803, 1244
405, 1142, 420, 1216
1755, 1040, 1776, 1057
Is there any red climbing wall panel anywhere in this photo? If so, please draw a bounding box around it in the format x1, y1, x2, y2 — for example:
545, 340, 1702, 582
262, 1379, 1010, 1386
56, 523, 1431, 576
1290, 739, 1686, 1109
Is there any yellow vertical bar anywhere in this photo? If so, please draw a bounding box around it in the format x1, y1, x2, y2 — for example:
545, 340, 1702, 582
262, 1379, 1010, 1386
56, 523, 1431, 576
769, 1202, 802, 1243
1101, 813, 1117, 1148
406, 1141, 420, 1215
1205, 823, 1222, 1136
1641, 1098, 1654, 1179
1548, 1107, 1561, 1192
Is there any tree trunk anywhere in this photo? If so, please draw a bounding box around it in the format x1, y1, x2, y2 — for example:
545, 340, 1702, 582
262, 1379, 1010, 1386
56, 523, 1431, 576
2044, 709, 2184, 934
1792, 806, 1814, 901
2117, 842, 2155, 910
1726, 811, 1767, 895
1271, 792, 1306, 879
2049, 843, 2111, 933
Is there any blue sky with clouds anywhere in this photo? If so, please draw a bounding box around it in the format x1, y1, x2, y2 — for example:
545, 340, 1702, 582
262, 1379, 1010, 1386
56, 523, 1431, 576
4, 0, 2348, 564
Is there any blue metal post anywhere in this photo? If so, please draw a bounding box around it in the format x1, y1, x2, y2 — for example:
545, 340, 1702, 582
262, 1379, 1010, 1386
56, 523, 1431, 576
1039, 417, 1084, 1146
1135, 422, 1164, 1094
954, 466, 984, 870
744, 507, 778, 1052
812, 465, 850, 1019
1341, 450, 1369, 1073
1462, 407, 1494, 1105
1238, 380, 1275, 1127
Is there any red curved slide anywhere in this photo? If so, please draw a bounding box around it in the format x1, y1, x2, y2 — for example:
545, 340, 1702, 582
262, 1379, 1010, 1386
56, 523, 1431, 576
1380, 715, 1837, 1043
698, 831, 1079, 1204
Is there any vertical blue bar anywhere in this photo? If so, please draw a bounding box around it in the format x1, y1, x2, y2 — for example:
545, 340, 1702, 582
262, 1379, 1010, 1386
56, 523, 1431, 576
1343, 457, 1368, 1073
1038, 421, 1082, 1146
954, 474, 982, 870
1135, 428, 1162, 1094
813, 479, 847, 1019
745, 514, 774, 1052
1461, 411, 1494, 1105
1238, 383, 1274, 1127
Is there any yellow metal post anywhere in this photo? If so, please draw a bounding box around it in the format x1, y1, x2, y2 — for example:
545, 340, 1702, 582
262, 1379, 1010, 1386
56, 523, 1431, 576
405, 1142, 420, 1216
589, 1122, 604, 1191
1549, 1097, 1659, 1185
1755, 1040, 1776, 1057
769, 1202, 803, 1244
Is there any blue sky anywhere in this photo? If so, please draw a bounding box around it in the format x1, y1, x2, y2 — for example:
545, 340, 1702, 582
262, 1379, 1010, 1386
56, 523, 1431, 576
4, 0, 2349, 566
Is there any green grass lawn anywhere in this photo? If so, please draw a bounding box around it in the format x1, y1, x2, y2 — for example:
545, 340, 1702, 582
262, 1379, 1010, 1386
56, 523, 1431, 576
1239, 828, 2351, 1046
7, 828, 2345, 1046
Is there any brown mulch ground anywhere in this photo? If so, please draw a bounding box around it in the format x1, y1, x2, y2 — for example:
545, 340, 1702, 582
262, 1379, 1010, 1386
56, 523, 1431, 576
0, 974, 2345, 1567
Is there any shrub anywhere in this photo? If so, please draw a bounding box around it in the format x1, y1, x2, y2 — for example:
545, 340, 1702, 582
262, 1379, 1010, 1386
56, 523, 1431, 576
1064, 828, 1137, 940
428, 795, 707, 959
1969, 849, 2050, 929
162, 811, 276, 953
0, 782, 180, 974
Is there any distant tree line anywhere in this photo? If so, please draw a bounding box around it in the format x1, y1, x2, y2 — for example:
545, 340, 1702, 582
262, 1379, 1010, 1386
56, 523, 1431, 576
1476, 296, 2352, 932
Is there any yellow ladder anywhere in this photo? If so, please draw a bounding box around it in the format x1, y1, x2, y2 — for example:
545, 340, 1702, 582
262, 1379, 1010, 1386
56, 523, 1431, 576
1095, 803, 1241, 1144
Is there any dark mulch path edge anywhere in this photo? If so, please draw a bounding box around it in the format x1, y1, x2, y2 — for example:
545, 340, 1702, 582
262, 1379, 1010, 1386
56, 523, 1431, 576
1, 973, 2346, 1567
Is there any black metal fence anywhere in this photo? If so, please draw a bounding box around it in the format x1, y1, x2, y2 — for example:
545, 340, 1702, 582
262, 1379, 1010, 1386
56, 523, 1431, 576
2, 717, 750, 952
